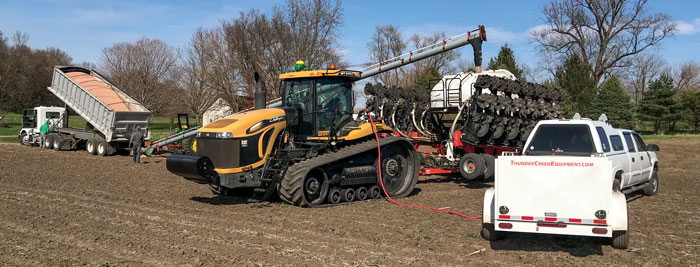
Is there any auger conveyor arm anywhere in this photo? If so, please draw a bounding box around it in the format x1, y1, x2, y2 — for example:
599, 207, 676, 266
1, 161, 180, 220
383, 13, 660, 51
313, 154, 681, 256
359, 25, 486, 79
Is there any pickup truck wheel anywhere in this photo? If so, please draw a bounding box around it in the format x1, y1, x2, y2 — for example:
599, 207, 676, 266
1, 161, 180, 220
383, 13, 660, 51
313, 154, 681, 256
459, 154, 485, 180
481, 154, 495, 180
481, 223, 501, 241
643, 169, 659, 196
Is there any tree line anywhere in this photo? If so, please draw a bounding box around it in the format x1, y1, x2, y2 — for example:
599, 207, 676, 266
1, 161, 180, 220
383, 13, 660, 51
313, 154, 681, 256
0, 0, 698, 133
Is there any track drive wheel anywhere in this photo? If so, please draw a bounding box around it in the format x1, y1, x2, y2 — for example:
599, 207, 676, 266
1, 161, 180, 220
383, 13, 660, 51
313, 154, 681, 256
378, 143, 419, 198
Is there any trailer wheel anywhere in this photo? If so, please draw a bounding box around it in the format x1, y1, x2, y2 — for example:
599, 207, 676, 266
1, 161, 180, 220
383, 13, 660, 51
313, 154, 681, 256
481, 223, 501, 241
481, 154, 496, 180
53, 136, 63, 151
97, 140, 108, 156
611, 209, 630, 249
86, 139, 97, 155
643, 167, 659, 196
459, 154, 485, 180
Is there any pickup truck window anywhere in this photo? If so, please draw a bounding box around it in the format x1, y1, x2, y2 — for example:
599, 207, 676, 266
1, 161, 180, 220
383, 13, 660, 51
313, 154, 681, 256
633, 133, 647, 151
526, 124, 595, 156
623, 132, 636, 152
610, 135, 624, 151
596, 127, 611, 152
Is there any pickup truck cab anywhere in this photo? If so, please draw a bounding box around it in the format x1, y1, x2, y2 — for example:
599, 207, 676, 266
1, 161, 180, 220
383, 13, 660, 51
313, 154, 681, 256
481, 116, 660, 249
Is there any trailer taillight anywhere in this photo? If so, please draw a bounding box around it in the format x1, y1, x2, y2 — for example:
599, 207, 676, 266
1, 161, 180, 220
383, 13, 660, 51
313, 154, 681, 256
498, 223, 512, 229
592, 228, 608, 235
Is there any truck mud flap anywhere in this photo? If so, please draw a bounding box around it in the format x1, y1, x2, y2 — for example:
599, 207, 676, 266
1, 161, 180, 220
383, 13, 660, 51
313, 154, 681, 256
166, 154, 218, 184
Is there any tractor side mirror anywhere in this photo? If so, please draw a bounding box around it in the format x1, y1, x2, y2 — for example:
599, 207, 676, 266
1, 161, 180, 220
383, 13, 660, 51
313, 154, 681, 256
646, 144, 659, 152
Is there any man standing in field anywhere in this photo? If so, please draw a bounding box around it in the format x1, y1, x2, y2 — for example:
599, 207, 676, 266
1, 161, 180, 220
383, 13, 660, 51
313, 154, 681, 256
129, 126, 145, 163
39, 121, 49, 148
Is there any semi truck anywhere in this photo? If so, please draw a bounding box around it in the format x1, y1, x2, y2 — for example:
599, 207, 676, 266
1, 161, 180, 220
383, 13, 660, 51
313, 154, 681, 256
19, 66, 151, 156
481, 115, 660, 249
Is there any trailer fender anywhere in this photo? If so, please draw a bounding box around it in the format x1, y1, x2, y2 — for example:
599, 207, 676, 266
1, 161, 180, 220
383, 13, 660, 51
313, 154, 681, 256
482, 187, 495, 224
610, 191, 628, 231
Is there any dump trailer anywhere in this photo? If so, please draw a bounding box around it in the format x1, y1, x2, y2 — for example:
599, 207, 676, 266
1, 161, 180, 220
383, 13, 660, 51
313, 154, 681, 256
19, 66, 151, 156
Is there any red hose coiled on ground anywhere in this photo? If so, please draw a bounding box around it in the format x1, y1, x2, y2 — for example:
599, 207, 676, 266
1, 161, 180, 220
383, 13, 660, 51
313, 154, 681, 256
368, 110, 482, 219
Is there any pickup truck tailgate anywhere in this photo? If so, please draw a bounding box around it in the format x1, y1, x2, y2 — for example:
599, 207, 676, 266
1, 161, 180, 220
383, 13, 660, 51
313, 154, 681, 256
495, 156, 613, 225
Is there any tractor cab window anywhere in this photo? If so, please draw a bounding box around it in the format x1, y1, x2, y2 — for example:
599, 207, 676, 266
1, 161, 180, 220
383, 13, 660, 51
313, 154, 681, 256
22, 109, 37, 129
315, 79, 352, 135
284, 79, 314, 136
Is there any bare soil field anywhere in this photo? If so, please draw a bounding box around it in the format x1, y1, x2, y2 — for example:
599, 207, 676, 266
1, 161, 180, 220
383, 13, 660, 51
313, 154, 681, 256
0, 138, 698, 266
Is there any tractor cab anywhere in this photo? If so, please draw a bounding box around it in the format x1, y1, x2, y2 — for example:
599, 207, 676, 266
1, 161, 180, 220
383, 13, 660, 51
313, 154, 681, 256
279, 61, 361, 138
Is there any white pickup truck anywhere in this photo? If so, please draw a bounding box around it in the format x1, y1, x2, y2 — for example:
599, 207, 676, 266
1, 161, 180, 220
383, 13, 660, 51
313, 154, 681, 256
481, 117, 659, 249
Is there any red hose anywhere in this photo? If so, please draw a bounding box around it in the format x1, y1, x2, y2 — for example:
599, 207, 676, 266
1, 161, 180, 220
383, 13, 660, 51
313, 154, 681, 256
368, 110, 482, 219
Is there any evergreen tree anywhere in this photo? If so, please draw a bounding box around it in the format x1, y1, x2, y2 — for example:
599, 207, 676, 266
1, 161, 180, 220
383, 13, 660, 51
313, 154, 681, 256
680, 90, 700, 133
590, 75, 635, 129
412, 66, 442, 91
555, 54, 597, 117
487, 44, 523, 80
639, 74, 678, 133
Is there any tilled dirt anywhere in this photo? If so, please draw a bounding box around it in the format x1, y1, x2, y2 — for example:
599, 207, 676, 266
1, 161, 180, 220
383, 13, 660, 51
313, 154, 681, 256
0, 139, 698, 266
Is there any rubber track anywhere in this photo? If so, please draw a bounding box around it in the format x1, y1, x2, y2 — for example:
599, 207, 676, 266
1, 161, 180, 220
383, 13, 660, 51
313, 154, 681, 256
278, 136, 409, 207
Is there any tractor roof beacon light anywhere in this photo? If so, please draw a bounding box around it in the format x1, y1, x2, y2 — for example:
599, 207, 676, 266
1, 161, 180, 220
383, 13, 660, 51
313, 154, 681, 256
329, 64, 336, 70
295, 60, 305, 71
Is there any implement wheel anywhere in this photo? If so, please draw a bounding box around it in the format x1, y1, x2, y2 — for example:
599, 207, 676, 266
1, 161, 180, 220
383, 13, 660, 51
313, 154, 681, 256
459, 154, 485, 180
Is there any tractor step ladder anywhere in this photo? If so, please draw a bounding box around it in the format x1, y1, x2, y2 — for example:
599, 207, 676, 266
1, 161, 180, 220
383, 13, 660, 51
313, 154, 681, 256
248, 148, 305, 202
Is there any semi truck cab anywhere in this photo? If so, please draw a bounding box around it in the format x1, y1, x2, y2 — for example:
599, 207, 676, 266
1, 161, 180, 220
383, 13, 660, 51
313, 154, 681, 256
19, 106, 66, 146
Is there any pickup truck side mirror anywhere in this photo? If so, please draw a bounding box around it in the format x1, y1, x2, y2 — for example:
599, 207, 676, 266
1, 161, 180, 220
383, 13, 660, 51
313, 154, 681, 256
646, 144, 660, 152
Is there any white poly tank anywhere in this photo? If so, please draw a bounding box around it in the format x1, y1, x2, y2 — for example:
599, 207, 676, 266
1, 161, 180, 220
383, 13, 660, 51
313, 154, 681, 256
429, 69, 516, 109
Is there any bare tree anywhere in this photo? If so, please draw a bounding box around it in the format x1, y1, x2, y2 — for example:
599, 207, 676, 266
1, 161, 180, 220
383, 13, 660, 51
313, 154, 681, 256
674, 61, 700, 92
621, 53, 666, 104
367, 25, 406, 87
180, 28, 218, 124
0, 31, 71, 111
367, 26, 461, 87
532, 0, 677, 84
100, 38, 179, 114
218, 0, 345, 106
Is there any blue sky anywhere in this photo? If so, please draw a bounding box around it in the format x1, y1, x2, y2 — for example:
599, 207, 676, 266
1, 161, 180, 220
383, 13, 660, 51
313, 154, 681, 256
1, 0, 699, 79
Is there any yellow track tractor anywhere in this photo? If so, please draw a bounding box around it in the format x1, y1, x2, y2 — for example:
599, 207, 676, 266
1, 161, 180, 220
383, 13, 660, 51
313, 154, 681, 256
166, 26, 487, 207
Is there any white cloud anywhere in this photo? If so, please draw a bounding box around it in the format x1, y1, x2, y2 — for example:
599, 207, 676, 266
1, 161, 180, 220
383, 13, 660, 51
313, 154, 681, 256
73, 8, 132, 22
676, 18, 700, 35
